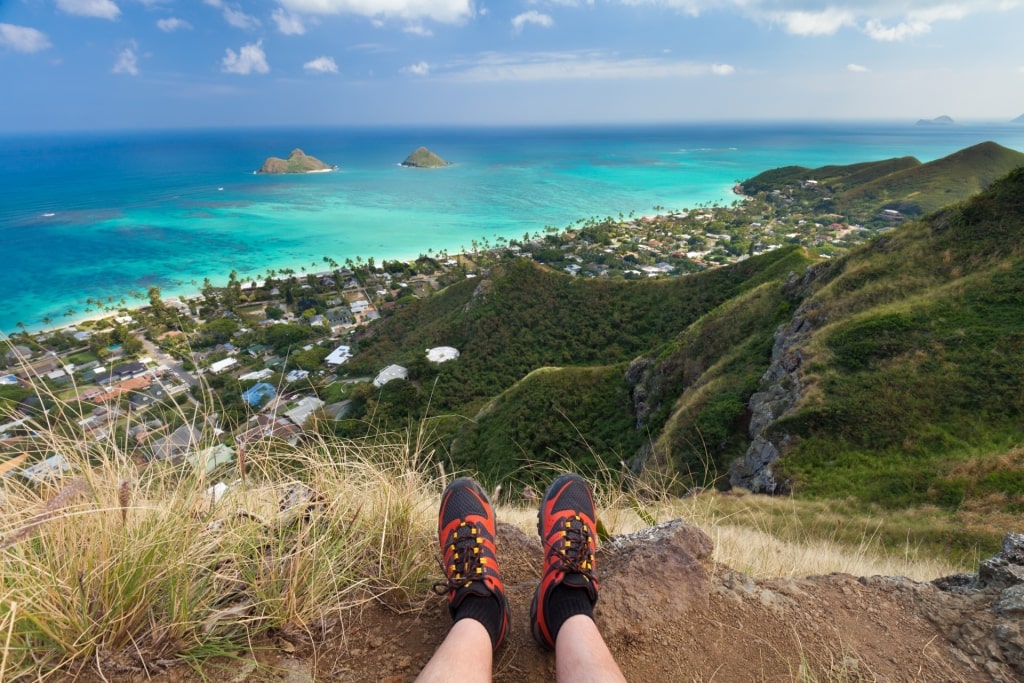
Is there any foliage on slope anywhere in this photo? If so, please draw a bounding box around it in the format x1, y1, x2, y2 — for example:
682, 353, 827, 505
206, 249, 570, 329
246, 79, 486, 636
773, 167, 1024, 514
341, 249, 813, 484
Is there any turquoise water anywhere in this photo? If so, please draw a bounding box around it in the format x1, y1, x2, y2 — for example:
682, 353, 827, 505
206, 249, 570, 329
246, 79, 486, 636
3, 122, 1024, 333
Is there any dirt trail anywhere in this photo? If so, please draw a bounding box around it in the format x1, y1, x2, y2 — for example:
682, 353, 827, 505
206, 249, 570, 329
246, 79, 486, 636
81, 522, 1023, 683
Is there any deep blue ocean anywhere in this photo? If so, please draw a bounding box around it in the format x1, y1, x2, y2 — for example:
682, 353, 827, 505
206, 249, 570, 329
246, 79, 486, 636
3, 122, 1024, 334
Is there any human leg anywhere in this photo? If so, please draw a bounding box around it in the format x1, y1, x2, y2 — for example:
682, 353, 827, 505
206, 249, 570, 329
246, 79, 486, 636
555, 614, 627, 683
415, 618, 492, 683
416, 477, 509, 682
529, 473, 627, 682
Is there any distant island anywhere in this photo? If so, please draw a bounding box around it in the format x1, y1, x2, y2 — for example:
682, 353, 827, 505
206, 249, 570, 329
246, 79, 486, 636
916, 115, 956, 126
256, 149, 334, 174
400, 146, 450, 168
1013, 114, 1024, 124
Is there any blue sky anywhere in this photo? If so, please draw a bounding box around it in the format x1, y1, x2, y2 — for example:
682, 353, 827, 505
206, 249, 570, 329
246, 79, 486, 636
2, 0, 1023, 131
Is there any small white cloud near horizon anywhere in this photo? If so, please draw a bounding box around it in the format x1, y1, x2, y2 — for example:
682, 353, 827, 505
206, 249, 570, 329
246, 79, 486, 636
112, 42, 139, 75
157, 17, 193, 32
278, 0, 473, 24
402, 60, 430, 76
222, 40, 269, 74
847, 63, 870, 72
0, 23, 52, 53
273, 9, 306, 35
404, 24, 434, 36
512, 11, 554, 32
304, 55, 338, 73
437, 51, 743, 83
56, 0, 121, 20
863, 19, 931, 41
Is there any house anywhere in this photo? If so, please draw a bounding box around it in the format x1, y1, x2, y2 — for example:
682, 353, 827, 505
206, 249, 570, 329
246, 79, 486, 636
108, 361, 148, 382
208, 357, 238, 375
149, 424, 201, 461
285, 369, 309, 383
186, 444, 235, 474
235, 414, 302, 447
242, 382, 276, 408
374, 364, 409, 387
239, 368, 273, 382
284, 396, 324, 427
325, 345, 352, 365
20, 454, 72, 483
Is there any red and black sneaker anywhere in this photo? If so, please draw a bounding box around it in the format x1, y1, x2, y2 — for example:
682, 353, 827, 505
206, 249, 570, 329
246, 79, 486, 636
530, 473, 600, 650
434, 477, 510, 650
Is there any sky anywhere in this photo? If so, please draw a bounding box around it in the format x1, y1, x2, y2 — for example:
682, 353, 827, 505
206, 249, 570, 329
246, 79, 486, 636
2, 0, 1024, 131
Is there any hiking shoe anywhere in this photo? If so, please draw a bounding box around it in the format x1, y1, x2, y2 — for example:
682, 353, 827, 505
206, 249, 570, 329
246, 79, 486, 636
530, 473, 600, 650
434, 477, 509, 650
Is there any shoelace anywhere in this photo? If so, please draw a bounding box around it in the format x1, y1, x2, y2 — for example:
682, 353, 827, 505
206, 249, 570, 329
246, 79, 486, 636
433, 523, 487, 594
547, 514, 595, 576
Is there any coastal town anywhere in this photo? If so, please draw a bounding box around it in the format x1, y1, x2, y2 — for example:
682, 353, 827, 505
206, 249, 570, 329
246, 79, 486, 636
1, 178, 890, 480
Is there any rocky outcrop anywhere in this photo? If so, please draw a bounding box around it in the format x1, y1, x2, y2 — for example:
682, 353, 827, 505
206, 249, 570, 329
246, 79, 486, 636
400, 147, 450, 168
922, 533, 1024, 680
729, 264, 827, 493
256, 149, 334, 174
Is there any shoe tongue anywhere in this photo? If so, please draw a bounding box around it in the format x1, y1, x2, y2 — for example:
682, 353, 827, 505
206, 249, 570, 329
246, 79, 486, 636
561, 572, 592, 589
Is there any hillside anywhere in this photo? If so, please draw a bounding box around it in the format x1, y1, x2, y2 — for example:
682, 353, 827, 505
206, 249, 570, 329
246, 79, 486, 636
346, 166, 1024, 557
728, 167, 1024, 538
740, 141, 1024, 223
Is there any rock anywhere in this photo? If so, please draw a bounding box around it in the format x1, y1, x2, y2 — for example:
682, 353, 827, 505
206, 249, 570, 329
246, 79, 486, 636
597, 519, 712, 630
400, 146, 450, 168
256, 149, 334, 174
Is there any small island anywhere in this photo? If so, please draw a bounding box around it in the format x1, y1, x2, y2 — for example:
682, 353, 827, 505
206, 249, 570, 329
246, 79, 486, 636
400, 146, 450, 168
916, 115, 956, 126
1013, 114, 1024, 124
256, 149, 334, 174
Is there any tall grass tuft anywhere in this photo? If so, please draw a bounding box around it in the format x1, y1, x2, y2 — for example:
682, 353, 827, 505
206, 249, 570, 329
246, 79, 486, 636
0, 421, 440, 679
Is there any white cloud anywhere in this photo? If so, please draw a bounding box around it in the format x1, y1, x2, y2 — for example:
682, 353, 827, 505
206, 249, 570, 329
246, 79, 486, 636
205, 0, 261, 30
512, 10, 554, 32
404, 24, 434, 36
157, 17, 193, 32
273, 8, 306, 34
222, 40, 269, 74
304, 55, 338, 72
56, 0, 121, 20
277, 0, 474, 24
612, 1, 1023, 41
0, 23, 52, 53
772, 8, 854, 36
863, 19, 932, 41
438, 51, 742, 83
402, 60, 430, 75
224, 7, 261, 29
847, 63, 870, 72
113, 43, 139, 75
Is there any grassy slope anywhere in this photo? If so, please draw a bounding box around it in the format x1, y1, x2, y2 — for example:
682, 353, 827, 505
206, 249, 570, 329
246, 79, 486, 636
773, 167, 1024, 527
840, 141, 1024, 214
742, 141, 1024, 219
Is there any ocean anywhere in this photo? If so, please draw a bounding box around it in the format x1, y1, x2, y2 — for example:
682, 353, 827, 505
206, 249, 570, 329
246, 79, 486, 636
3, 121, 1024, 334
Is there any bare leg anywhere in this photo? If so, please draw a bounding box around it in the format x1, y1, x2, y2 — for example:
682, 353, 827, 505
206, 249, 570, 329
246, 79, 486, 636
555, 615, 628, 683
415, 618, 493, 683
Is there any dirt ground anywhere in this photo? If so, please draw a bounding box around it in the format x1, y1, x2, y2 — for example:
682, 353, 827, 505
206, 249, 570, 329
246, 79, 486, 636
76, 521, 1022, 683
